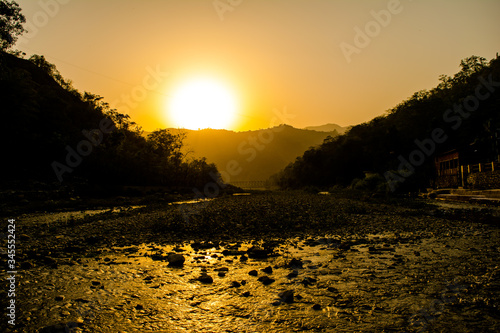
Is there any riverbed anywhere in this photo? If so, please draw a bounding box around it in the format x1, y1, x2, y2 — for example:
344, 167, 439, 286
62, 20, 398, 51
1, 192, 499, 332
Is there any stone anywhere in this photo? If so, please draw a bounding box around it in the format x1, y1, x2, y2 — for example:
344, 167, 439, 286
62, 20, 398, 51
287, 270, 299, 279
312, 304, 322, 310
215, 267, 229, 272
231, 281, 241, 288
55, 295, 65, 301
197, 273, 213, 284
262, 266, 273, 274
257, 276, 275, 285
287, 258, 303, 269
247, 246, 270, 259
167, 253, 185, 267
278, 290, 294, 303
301, 277, 317, 286
248, 270, 258, 276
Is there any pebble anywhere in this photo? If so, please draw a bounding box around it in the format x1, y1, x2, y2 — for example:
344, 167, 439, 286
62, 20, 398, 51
248, 270, 258, 276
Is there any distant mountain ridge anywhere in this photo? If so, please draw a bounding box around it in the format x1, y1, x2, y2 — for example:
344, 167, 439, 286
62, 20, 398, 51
155, 124, 339, 183
304, 123, 348, 134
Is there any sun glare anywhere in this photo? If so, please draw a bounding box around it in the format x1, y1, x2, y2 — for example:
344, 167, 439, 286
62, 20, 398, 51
168, 78, 237, 130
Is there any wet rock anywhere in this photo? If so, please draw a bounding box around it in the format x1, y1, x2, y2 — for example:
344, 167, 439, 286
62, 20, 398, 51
91, 280, 101, 286
301, 277, 317, 286
222, 249, 245, 256
240, 255, 248, 262
258, 276, 275, 285
54, 295, 65, 301
248, 270, 258, 276
19, 234, 31, 241
85, 236, 99, 244
241, 291, 251, 297
278, 290, 294, 303
231, 281, 241, 288
241, 280, 247, 285
39, 322, 82, 333
135, 304, 144, 310
327, 286, 338, 293
247, 246, 270, 259
21, 261, 34, 270
262, 266, 273, 274
197, 273, 213, 284
218, 272, 226, 277
42, 256, 58, 266
167, 253, 185, 267
339, 242, 351, 250
312, 304, 322, 310
287, 270, 299, 279
64, 245, 85, 253
214, 267, 229, 272
287, 258, 303, 269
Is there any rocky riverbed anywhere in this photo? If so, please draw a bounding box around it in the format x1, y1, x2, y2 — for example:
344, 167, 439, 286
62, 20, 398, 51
1, 191, 499, 332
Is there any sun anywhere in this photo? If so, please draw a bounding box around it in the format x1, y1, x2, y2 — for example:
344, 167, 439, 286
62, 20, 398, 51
168, 77, 238, 130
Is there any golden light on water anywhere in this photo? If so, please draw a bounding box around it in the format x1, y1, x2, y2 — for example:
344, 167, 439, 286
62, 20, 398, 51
167, 77, 238, 130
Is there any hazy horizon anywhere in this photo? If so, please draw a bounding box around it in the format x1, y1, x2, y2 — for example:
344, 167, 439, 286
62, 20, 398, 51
13, 0, 500, 132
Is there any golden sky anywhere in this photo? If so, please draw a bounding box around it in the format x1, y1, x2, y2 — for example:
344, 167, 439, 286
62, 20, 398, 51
14, 0, 500, 132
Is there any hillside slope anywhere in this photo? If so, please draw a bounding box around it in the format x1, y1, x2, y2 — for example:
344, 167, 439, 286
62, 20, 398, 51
0, 52, 219, 190
276, 55, 500, 192
166, 125, 337, 183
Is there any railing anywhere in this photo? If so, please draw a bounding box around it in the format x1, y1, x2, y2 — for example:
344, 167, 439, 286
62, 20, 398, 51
464, 161, 499, 174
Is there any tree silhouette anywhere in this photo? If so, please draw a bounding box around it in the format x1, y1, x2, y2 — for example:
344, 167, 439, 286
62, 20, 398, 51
0, 0, 25, 50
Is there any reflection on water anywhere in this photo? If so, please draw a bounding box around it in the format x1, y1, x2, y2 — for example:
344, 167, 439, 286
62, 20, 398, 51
19, 226, 499, 332
168, 198, 214, 205
19, 206, 146, 225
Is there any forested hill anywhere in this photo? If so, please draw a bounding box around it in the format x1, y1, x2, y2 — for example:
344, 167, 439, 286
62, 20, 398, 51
0, 51, 219, 189
166, 125, 339, 183
275, 55, 500, 192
